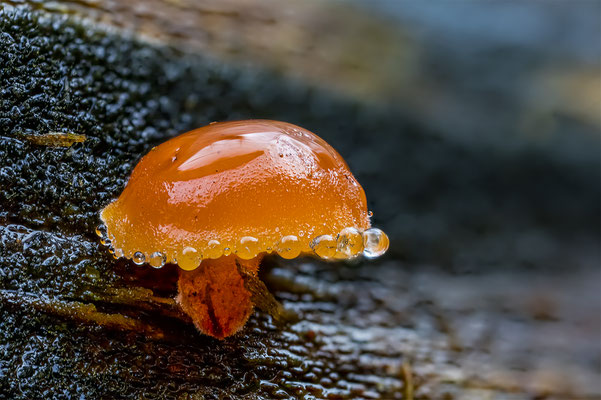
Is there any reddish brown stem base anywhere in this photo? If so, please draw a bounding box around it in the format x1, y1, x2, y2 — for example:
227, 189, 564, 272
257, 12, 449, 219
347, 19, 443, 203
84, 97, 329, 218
177, 255, 261, 339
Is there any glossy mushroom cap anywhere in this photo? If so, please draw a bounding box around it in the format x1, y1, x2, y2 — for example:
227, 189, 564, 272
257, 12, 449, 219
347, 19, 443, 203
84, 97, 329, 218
99, 120, 390, 339
100, 120, 387, 269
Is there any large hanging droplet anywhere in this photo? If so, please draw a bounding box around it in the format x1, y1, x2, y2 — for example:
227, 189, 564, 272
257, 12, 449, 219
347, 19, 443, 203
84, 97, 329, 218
179, 247, 202, 271
237, 236, 261, 260
276, 235, 302, 259
336, 227, 364, 258
204, 240, 223, 259
362, 228, 389, 258
311, 234, 337, 259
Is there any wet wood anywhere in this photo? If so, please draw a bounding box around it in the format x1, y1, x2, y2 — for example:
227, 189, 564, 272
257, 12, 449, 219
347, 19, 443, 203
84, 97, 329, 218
1, 4, 599, 399
5, 0, 414, 103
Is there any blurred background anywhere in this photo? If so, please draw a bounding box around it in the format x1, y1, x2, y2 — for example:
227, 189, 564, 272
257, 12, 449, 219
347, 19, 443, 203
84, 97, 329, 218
1, 0, 600, 398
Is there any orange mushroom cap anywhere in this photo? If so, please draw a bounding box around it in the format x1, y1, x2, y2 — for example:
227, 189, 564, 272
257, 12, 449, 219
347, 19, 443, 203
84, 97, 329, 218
99, 120, 388, 269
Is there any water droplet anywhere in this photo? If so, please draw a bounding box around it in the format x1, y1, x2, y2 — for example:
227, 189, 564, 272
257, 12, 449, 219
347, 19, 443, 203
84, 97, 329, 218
132, 251, 146, 265
107, 247, 115, 255
362, 228, 389, 259
368, 211, 374, 218
336, 227, 364, 258
276, 235, 302, 259
205, 240, 222, 259
149, 251, 166, 268
95, 224, 108, 239
223, 247, 232, 256
311, 235, 337, 259
179, 246, 201, 271
114, 248, 124, 258
97, 224, 111, 247
237, 236, 260, 260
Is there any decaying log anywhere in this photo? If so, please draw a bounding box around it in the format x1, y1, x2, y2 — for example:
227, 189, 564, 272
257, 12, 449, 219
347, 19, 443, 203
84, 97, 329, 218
1, 4, 599, 399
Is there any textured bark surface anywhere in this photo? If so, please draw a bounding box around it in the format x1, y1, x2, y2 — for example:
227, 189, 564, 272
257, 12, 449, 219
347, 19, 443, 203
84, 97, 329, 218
2, 0, 414, 104
1, 6, 599, 400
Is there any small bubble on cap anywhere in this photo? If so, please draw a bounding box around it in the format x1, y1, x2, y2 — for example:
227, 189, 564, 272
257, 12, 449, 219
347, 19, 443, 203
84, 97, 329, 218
132, 251, 146, 265
149, 252, 166, 268
95, 224, 108, 240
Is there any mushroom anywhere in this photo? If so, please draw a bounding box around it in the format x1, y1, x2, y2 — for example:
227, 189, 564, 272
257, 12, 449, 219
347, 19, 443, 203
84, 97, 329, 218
97, 120, 388, 339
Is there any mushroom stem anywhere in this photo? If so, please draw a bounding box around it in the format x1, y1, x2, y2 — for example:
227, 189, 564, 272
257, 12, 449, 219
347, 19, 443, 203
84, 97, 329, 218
176, 255, 261, 339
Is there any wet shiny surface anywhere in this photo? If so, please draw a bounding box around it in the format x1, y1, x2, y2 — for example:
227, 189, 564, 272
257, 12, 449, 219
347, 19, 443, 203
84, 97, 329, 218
101, 120, 371, 265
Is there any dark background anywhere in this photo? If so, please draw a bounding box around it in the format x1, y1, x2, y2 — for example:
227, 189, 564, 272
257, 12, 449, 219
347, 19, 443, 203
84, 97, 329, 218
0, 1, 599, 398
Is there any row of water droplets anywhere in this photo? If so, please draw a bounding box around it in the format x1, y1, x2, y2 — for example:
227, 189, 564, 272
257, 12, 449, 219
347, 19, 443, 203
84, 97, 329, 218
96, 224, 168, 268
95, 224, 388, 270
311, 227, 389, 260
